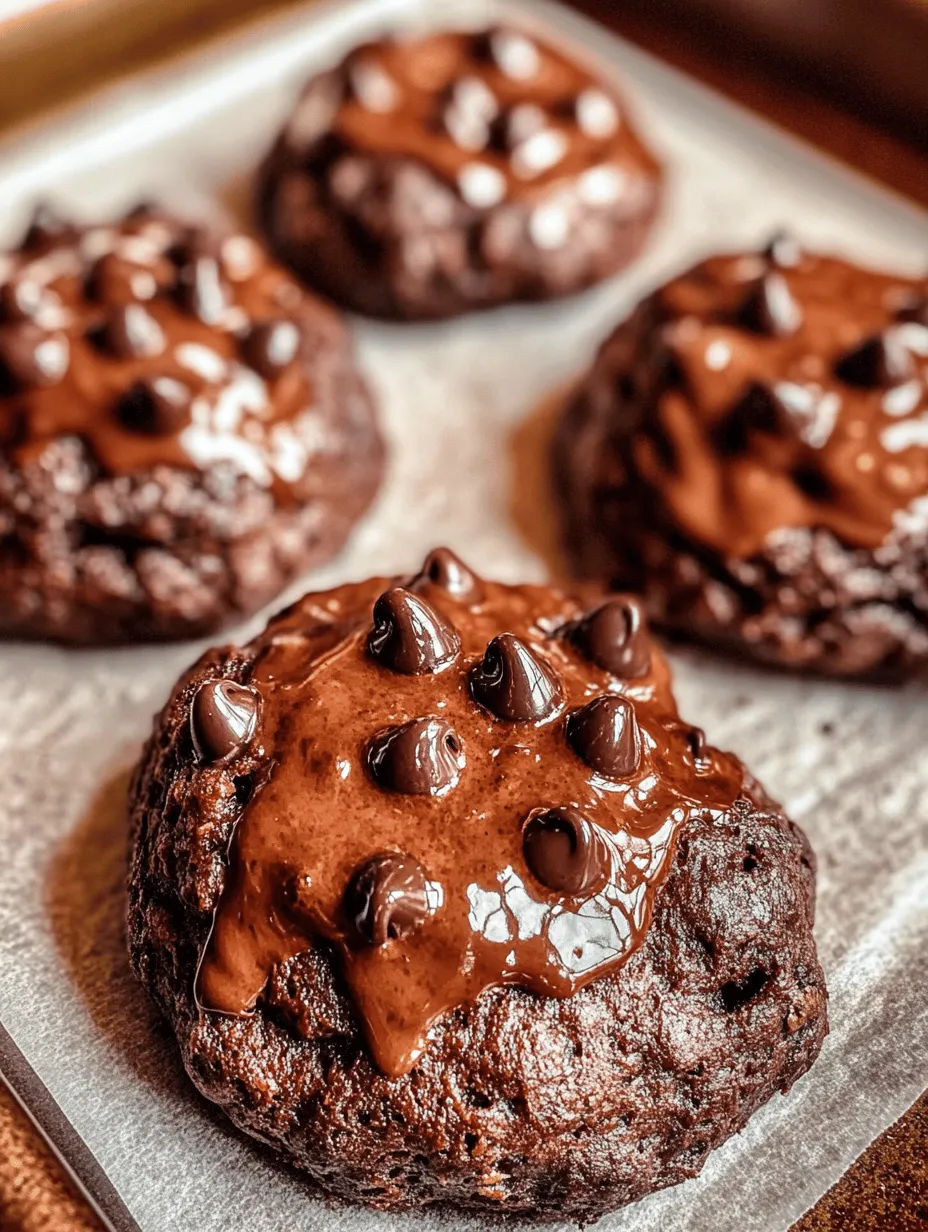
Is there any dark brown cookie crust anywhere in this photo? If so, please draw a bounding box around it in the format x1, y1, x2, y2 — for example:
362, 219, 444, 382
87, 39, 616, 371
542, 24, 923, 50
555, 289, 928, 680
256, 31, 662, 322
127, 612, 827, 1224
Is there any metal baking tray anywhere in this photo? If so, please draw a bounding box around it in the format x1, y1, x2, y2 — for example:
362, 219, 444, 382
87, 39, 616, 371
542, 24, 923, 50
0, 2, 926, 1230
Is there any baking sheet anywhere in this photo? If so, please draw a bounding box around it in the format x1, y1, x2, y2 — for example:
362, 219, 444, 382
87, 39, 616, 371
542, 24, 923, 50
0, 1, 927, 1229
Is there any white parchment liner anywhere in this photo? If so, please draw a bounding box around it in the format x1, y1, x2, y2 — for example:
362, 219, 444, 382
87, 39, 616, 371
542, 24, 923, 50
0, 1, 926, 1229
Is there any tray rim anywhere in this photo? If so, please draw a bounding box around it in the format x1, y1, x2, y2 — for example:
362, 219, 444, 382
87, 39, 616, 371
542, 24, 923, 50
0, 0, 924, 1227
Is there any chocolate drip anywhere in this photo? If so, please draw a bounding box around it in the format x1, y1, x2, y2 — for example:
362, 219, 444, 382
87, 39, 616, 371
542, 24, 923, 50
312, 26, 656, 215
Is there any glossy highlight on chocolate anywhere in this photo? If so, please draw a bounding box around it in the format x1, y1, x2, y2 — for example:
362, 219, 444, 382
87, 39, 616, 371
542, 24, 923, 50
196, 552, 745, 1078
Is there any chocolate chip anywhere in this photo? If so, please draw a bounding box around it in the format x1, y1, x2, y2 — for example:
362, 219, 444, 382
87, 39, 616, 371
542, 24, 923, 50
87, 252, 158, 304
407, 547, 483, 603
190, 680, 259, 763
242, 319, 301, 379
719, 382, 795, 453
117, 376, 191, 435
368, 588, 461, 675
21, 205, 76, 250
481, 27, 541, 80
0, 324, 69, 389
568, 597, 650, 678
470, 633, 563, 722
522, 807, 610, 896
101, 304, 165, 358
762, 230, 802, 269
443, 76, 498, 151
493, 102, 547, 152
367, 717, 464, 796
567, 694, 641, 779
896, 294, 928, 327
0, 277, 51, 323
176, 255, 230, 324
344, 852, 430, 946
125, 200, 162, 223
574, 88, 619, 139
735, 273, 801, 336
347, 60, 399, 113
168, 226, 223, 265
835, 331, 913, 387
687, 726, 710, 768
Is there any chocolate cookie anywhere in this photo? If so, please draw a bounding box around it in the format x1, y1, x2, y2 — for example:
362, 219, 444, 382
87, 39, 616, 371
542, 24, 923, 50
0, 205, 384, 644
256, 26, 662, 320
556, 240, 928, 676
128, 549, 826, 1222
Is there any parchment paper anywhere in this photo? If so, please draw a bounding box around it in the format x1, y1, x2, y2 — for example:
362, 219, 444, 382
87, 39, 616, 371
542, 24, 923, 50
0, 1, 927, 1229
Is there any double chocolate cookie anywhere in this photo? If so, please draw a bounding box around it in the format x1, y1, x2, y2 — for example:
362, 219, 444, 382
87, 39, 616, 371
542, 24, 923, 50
0, 205, 383, 644
556, 240, 928, 676
128, 549, 826, 1222
257, 26, 662, 319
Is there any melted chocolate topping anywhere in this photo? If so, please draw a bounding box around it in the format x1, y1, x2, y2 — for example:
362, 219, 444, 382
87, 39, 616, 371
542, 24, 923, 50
197, 553, 744, 1077
0, 205, 349, 495
282, 26, 660, 213
615, 244, 928, 556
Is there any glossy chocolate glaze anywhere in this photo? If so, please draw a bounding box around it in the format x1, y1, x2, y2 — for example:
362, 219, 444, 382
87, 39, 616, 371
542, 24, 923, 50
0, 207, 350, 497
283, 26, 660, 213
619, 246, 928, 556
196, 552, 744, 1077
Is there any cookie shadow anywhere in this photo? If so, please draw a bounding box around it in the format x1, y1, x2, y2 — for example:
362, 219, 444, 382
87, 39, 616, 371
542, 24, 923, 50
43, 768, 187, 1097
508, 384, 574, 582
